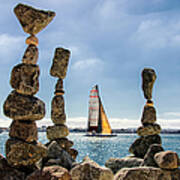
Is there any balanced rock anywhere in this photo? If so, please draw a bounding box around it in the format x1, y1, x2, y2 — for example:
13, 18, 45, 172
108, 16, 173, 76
10, 63, 39, 95
51, 95, 66, 125
26, 166, 71, 180
141, 144, 164, 167
3, 90, 45, 121
14, 3, 56, 35
55, 78, 64, 95
26, 35, 39, 46
47, 125, 69, 140
105, 156, 143, 174
22, 44, 38, 64
6, 139, 47, 167
67, 148, 78, 160
137, 123, 161, 136
9, 120, 37, 142
141, 104, 156, 125
70, 156, 114, 180
154, 151, 179, 169
142, 68, 157, 100
129, 134, 161, 158
50, 48, 70, 79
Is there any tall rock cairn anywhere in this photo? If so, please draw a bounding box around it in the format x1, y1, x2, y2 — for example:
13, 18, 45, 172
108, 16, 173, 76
129, 68, 162, 158
46, 48, 78, 164
3, 3, 55, 169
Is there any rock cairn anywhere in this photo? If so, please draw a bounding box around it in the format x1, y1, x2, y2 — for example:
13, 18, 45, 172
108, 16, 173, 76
3, 3, 55, 170
129, 68, 162, 158
44, 48, 78, 169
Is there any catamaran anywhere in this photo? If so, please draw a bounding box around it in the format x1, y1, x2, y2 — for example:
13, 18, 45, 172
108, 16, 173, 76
86, 85, 117, 137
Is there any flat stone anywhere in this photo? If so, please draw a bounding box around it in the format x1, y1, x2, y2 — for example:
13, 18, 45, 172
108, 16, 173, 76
70, 156, 114, 180
141, 104, 157, 125
137, 123, 161, 136
141, 144, 164, 167
154, 151, 179, 169
10, 63, 39, 95
26, 35, 39, 46
141, 68, 157, 100
55, 78, 64, 94
3, 90, 45, 121
50, 48, 70, 79
51, 95, 66, 125
105, 156, 143, 174
14, 3, 55, 35
67, 148, 78, 160
9, 120, 38, 142
47, 125, 69, 140
129, 134, 162, 158
22, 44, 38, 64
6, 139, 47, 167
26, 166, 71, 180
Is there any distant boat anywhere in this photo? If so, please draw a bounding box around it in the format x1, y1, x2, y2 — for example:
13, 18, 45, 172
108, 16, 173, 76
85, 85, 117, 137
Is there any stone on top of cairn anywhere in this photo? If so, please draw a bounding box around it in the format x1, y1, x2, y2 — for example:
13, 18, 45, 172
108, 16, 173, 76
50, 48, 70, 79
14, 3, 55, 35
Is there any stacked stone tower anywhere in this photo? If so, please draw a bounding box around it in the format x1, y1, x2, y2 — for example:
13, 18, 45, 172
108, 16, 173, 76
46, 48, 78, 162
129, 68, 162, 158
3, 3, 55, 169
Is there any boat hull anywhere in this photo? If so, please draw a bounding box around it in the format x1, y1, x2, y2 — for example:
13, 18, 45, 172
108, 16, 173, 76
85, 133, 117, 137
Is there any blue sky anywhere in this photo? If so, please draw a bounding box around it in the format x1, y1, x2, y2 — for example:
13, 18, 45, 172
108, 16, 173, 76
1, 0, 180, 128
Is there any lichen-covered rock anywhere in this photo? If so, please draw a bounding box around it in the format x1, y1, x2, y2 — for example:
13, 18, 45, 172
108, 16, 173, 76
154, 151, 179, 169
67, 148, 78, 160
26, 165, 71, 180
129, 134, 161, 158
47, 125, 69, 141
105, 156, 143, 174
14, 3, 56, 35
137, 123, 161, 136
51, 95, 66, 125
141, 144, 164, 167
6, 139, 47, 167
55, 78, 64, 95
141, 104, 156, 125
50, 48, 70, 79
70, 156, 114, 180
9, 120, 38, 142
114, 167, 171, 180
142, 68, 157, 100
10, 63, 39, 95
22, 44, 38, 64
3, 90, 45, 121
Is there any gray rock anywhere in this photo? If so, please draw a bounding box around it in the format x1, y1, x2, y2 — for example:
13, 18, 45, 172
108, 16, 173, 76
129, 134, 162, 158
50, 48, 70, 79
14, 3, 55, 35
3, 90, 45, 121
22, 44, 38, 64
142, 68, 157, 100
141, 144, 164, 167
54, 137, 74, 150
10, 63, 39, 95
9, 120, 38, 142
137, 123, 161, 136
105, 156, 143, 174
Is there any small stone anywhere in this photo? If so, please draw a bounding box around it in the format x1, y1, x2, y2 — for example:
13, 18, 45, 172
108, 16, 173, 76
50, 48, 70, 79
47, 125, 69, 140
22, 44, 38, 64
142, 68, 157, 100
14, 3, 55, 35
141, 144, 164, 167
137, 123, 161, 136
26, 35, 39, 46
70, 157, 114, 180
6, 139, 47, 167
55, 78, 64, 95
3, 90, 45, 121
10, 63, 39, 95
141, 104, 157, 125
67, 148, 78, 160
26, 166, 71, 180
154, 151, 179, 169
129, 134, 161, 158
55, 138, 74, 150
51, 95, 66, 125
9, 120, 38, 142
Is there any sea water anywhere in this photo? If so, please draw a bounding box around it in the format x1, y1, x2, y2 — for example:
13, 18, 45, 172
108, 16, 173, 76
0, 132, 180, 166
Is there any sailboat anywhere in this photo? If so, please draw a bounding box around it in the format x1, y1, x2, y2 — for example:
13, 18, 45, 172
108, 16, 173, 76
85, 85, 117, 137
